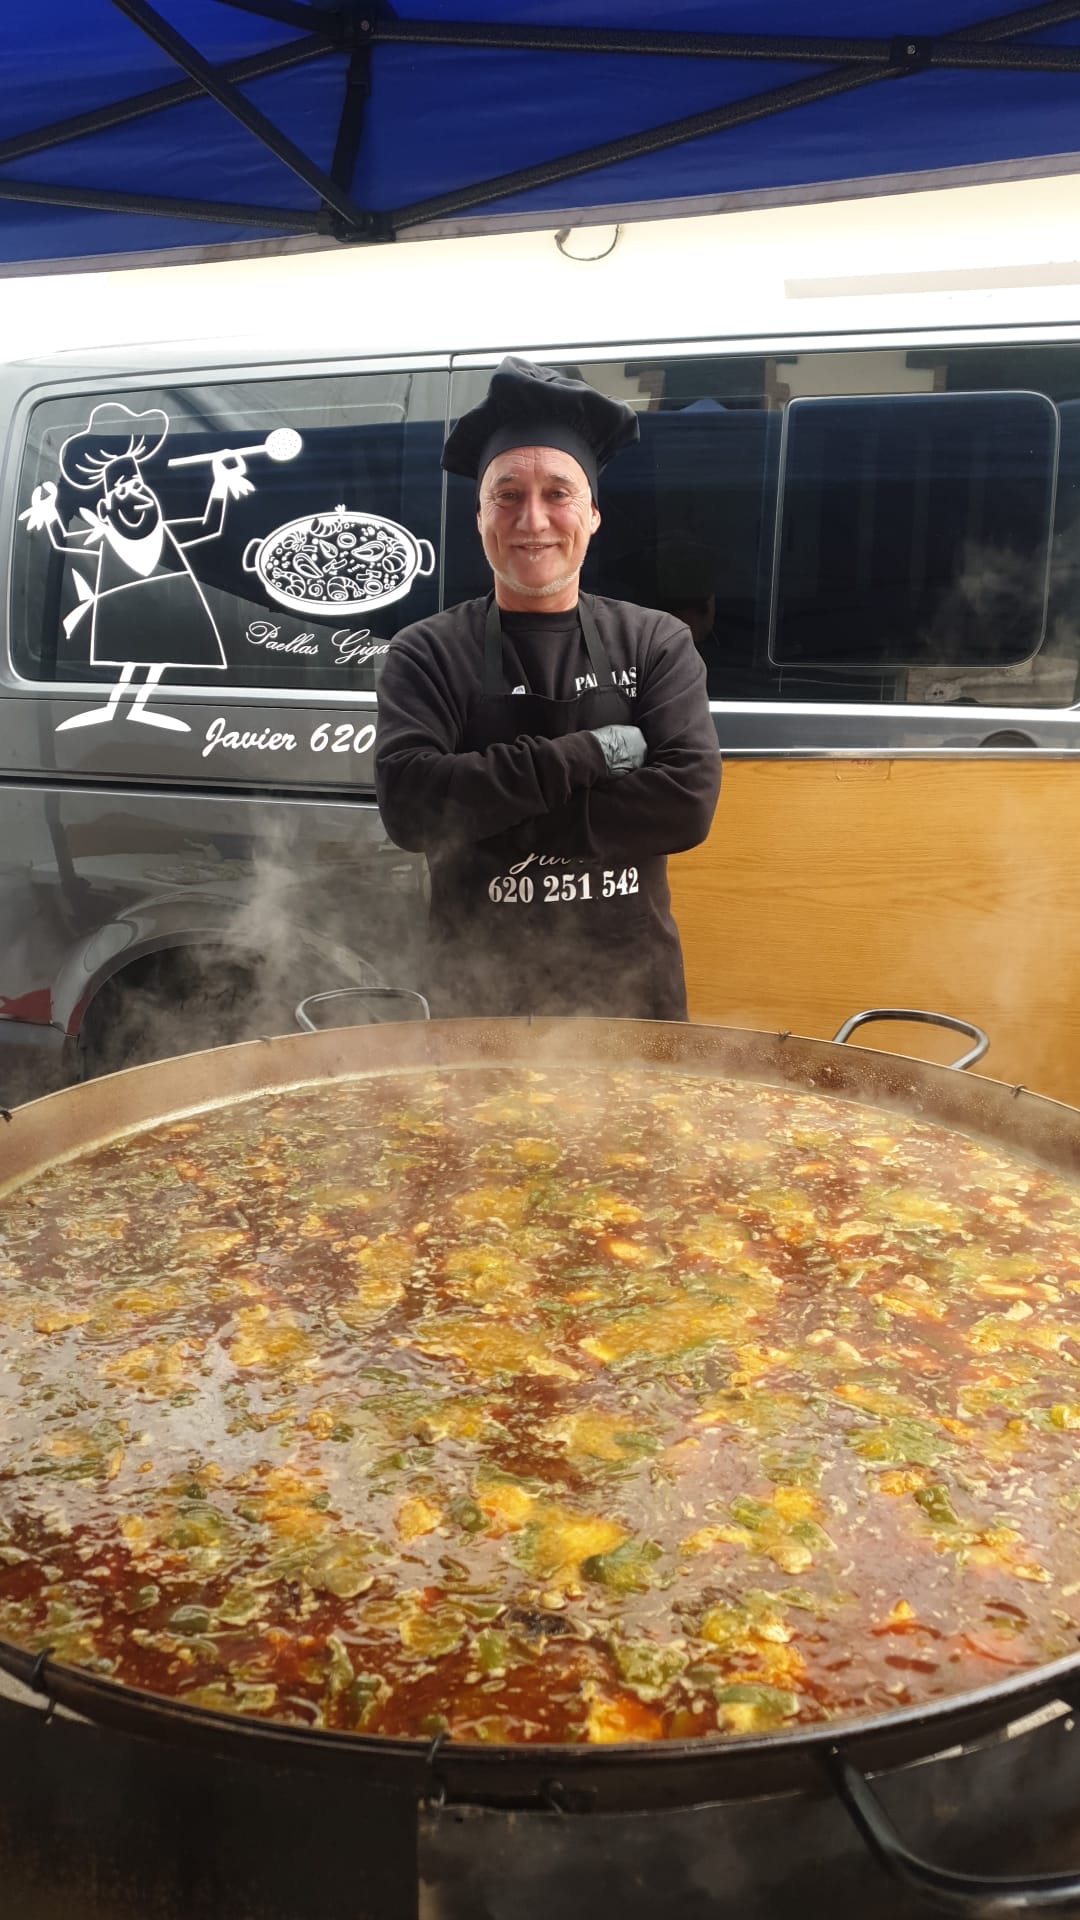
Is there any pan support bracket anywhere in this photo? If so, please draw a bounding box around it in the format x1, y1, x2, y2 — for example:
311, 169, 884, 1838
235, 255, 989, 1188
826, 1743, 1080, 1914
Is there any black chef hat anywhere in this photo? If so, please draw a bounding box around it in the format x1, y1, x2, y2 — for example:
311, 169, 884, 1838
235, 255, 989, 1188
442, 356, 639, 501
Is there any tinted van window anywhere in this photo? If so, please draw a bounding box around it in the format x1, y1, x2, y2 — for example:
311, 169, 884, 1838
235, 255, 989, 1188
12, 370, 446, 695
770, 391, 1057, 672
448, 352, 1080, 709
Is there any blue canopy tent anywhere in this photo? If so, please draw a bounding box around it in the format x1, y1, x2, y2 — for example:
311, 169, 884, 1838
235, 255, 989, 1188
3, 0, 1080, 268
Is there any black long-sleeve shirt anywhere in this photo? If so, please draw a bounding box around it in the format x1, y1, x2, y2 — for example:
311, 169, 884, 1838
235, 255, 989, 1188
375, 595, 720, 863
374, 595, 720, 1021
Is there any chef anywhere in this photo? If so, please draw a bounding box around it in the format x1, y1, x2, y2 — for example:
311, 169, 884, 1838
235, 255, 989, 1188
374, 357, 721, 1019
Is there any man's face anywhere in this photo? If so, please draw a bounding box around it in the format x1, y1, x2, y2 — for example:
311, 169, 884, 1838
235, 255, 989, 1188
477, 446, 600, 604
98, 458, 160, 539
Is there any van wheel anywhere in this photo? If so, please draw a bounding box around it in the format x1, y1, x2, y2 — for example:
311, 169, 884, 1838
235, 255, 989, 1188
77, 950, 264, 1080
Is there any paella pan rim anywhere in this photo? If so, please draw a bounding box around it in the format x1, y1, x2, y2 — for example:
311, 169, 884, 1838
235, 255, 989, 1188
5, 1013, 1080, 1188
0, 1628, 1076, 1810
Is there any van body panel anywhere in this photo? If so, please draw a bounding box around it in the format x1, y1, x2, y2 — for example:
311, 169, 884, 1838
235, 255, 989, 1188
671, 757, 1080, 1104
0, 779, 427, 1048
0, 697, 380, 789
0, 1018, 68, 1107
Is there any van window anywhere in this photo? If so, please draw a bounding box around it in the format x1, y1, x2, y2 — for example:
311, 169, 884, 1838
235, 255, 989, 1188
11, 370, 446, 695
771, 391, 1057, 673
447, 352, 1079, 709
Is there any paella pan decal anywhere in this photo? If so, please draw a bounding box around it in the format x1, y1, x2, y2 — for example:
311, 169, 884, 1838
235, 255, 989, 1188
243, 505, 436, 618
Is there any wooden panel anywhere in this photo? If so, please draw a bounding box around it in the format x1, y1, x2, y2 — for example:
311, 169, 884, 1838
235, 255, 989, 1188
669, 759, 1080, 1104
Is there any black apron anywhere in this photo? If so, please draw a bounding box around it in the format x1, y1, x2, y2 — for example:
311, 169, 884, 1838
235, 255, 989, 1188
424, 596, 688, 1020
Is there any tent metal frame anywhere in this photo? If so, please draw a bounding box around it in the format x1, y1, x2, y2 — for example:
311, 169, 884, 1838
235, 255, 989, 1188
2, 0, 1080, 245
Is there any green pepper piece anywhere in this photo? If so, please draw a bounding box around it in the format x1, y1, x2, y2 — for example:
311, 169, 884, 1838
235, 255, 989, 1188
914, 1484, 959, 1526
581, 1539, 663, 1593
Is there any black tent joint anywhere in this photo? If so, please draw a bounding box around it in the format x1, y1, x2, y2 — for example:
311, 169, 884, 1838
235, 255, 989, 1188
887, 37, 934, 71
324, 208, 395, 244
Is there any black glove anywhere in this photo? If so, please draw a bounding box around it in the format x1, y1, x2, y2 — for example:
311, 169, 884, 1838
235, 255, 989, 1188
590, 724, 647, 778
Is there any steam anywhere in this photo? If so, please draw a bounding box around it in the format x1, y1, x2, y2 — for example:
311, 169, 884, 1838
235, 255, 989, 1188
79, 809, 429, 1079
910, 529, 1080, 705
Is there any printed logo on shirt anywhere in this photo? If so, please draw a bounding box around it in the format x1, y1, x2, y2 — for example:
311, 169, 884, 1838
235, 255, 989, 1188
574, 667, 638, 696
510, 684, 528, 695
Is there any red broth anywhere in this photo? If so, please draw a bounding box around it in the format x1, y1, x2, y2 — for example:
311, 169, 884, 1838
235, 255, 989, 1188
1, 1066, 1079, 1746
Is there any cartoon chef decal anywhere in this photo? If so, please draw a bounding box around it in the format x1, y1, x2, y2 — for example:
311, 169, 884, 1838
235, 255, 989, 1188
19, 403, 301, 733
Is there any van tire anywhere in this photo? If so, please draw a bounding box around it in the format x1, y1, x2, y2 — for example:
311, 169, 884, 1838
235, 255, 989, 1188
77, 948, 263, 1081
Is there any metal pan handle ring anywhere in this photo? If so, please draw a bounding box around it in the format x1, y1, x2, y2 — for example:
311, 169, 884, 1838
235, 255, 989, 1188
832, 1008, 989, 1072
828, 1747, 1080, 1914
294, 988, 431, 1032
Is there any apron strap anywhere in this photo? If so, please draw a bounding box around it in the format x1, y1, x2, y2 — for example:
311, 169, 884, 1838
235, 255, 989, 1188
483, 593, 615, 699
483, 594, 505, 700
577, 596, 612, 691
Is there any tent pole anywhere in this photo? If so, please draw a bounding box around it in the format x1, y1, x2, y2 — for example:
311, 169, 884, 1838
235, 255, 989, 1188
213, 0, 342, 34
390, 64, 915, 232
330, 45, 375, 217
209, 0, 1080, 74
366, 12, 1080, 74
109, 0, 372, 234
0, 36, 331, 168
0, 179, 323, 230
386, 0, 1080, 232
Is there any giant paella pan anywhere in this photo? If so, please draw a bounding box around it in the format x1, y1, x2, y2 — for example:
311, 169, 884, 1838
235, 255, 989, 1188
3, 1007, 1080, 1916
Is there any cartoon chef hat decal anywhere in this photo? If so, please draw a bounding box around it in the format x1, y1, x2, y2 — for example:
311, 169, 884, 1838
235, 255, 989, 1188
59, 403, 169, 491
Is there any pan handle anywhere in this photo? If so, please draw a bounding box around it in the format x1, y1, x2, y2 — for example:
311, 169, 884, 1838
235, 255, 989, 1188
832, 1009, 989, 1072
827, 1746, 1080, 1914
295, 987, 431, 1032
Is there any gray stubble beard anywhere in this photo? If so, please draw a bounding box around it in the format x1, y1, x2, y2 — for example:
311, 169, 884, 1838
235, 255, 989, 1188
490, 563, 582, 601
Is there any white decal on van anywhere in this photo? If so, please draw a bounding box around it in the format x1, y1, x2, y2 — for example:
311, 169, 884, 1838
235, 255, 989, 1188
242, 621, 393, 669
243, 508, 435, 619
245, 620, 320, 658
203, 717, 298, 758
202, 717, 376, 759
331, 629, 391, 667
19, 407, 303, 735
